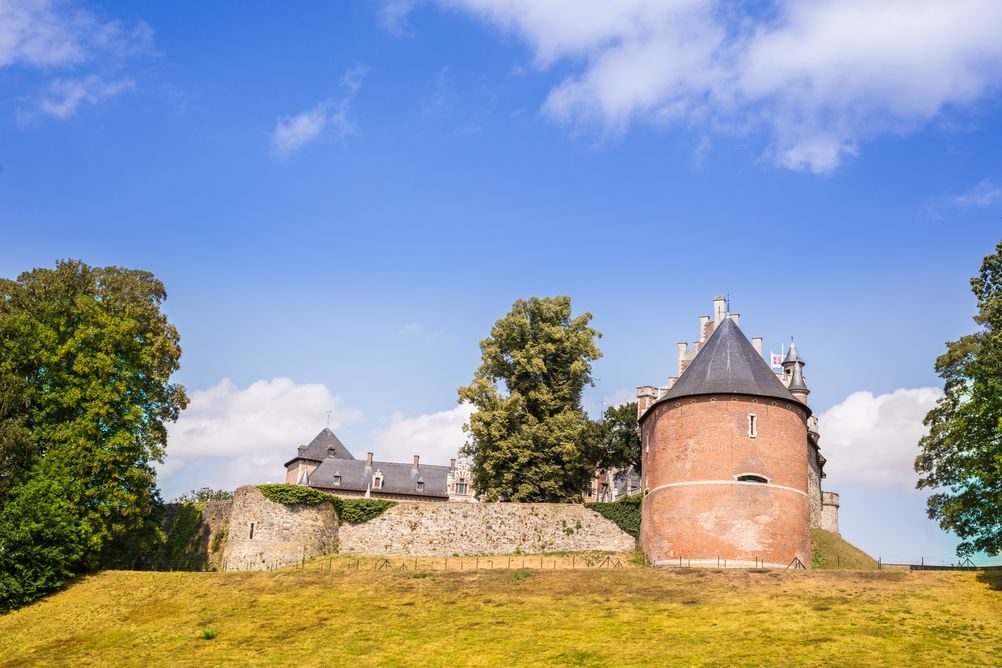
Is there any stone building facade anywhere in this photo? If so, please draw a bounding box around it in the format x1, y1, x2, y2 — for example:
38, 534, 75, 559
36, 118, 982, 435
637, 298, 840, 568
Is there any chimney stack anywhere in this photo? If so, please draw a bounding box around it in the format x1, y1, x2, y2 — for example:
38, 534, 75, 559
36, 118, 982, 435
412, 454, 420, 470
728, 313, 740, 326
676, 342, 688, 376
450, 458, 456, 472
366, 451, 373, 467
751, 336, 763, 355
713, 296, 727, 324
698, 315, 711, 342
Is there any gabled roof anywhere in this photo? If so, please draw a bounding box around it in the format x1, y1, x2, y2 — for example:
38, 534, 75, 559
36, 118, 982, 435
309, 458, 451, 499
645, 317, 809, 418
285, 428, 355, 466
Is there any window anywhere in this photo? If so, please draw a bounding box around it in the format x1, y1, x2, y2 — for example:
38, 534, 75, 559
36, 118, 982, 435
333, 474, 341, 486
737, 474, 767, 484
748, 413, 758, 438
417, 481, 425, 492
248, 522, 255, 539
455, 478, 468, 495
373, 474, 383, 489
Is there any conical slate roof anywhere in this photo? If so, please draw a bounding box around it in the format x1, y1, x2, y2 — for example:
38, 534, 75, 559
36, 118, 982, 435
647, 318, 808, 417
302, 427, 355, 461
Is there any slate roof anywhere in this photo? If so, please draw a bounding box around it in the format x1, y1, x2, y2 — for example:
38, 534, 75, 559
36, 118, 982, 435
645, 317, 809, 418
284, 428, 354, 466
309, 458, 451, 499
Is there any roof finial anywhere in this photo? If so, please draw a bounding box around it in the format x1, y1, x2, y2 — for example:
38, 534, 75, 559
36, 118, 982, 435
326, 408, 334, 429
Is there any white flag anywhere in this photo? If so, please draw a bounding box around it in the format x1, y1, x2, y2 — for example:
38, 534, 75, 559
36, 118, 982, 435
770, 352, 783, 368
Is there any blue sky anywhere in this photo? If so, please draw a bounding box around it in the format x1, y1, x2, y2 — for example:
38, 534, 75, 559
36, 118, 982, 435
1, 0, 1001, 564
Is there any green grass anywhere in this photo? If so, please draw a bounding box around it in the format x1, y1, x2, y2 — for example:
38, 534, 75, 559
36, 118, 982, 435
812, 529, 878, 570
0, 558, 999, 667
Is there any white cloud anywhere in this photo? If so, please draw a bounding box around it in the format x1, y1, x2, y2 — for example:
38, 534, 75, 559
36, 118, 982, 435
1, 0, 152, 119
368, 403, 473, 465
953, 178, 1002, 209
403, 0, 1002, 172
37, 75, 133, 118
818, 387, 942, 488
271, 67, 366, 157
160, 378, 364, 495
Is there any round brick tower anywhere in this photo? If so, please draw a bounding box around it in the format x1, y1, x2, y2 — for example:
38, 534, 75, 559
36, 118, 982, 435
639, 317, 812, 568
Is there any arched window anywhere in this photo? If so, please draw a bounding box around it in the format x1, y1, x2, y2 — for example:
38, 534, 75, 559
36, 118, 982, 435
737, 474, 767, 484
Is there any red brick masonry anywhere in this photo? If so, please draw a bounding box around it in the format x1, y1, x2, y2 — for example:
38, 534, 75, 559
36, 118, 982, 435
640, 395, 811, 567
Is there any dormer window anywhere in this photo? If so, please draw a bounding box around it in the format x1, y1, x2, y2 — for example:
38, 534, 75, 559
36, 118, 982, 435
417, 481, 425, 492
373, 471, 383, 489
333, 474, 341, 486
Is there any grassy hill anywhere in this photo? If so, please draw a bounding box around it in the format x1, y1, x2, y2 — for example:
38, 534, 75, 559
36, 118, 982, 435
812, 529, 878, 570
1, 554, 999, 667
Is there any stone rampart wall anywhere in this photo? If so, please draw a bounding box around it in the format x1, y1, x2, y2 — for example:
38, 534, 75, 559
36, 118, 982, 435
338, 502, 635, 556
820, 491, 840, 535
221, 485, 338, 571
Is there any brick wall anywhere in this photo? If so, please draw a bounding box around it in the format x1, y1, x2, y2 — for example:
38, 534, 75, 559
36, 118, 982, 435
338, 502, 636, 556
640, 395, 812, 568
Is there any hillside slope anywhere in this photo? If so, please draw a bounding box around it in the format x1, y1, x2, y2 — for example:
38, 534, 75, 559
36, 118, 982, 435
1, 557, 999, 667
812, 529, 878, 570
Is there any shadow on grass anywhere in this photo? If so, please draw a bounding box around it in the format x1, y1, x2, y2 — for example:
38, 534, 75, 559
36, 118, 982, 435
976, 570, 1002, 591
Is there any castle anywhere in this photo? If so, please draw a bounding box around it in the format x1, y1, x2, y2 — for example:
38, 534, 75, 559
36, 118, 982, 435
284, 427, 475, 502
637, 297, 839, 567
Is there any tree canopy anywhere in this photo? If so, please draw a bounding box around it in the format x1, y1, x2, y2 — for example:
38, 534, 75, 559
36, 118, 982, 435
458, 296, 602, 502
915, 238, 1002, 558
592, 402, 641, 474
0, 260, 188, 610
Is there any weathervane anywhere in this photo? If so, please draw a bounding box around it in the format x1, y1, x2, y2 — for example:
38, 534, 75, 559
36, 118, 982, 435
326, 409, 334, 429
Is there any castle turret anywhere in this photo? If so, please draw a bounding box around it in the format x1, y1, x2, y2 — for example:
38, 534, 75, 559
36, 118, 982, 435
639, 316, 811, 569
784, 340, 810, 404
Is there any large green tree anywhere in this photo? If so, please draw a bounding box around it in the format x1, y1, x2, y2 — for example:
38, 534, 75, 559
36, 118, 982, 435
0, 260, 188, 609
592, 402, 641, 474
458, 296, 602, 502
915, 238, 1002, 558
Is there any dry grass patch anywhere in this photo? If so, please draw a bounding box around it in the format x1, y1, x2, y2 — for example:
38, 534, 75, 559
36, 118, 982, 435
0, 565, 999, 667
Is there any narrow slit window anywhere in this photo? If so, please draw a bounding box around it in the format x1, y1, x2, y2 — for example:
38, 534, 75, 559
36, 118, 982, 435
248, 522, 255, 539
748, 413, 758, 438
737, 475, 767, 484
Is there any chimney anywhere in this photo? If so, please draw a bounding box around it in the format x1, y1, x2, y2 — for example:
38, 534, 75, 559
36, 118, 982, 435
412, 454, 420, 470
728, 313, 740, 326
366, 451, 373, 467
751, 336, 763, 355
450, 458, 456, 472
676, 342, 688, 376
713, 296, 727, 324
698, 315, 710, 342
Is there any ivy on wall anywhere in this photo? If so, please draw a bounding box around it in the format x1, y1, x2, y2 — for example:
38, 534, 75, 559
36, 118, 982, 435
257, 484, 334, 506
585, 494, 641, 539
256, 485, 396, 524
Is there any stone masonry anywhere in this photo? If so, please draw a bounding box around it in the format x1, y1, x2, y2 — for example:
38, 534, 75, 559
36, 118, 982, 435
337, 502, 636, 557
222, 485, 338, 571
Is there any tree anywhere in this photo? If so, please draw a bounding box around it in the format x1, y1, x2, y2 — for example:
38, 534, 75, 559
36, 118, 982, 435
458, 296, 602, 502
593, 402, 641, 474
0, 260, 188, 609
915, 238, 1002, 558
171, 488, 234, 503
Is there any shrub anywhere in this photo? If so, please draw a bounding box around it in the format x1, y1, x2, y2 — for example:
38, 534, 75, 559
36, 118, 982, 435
201, 627, 218, 640
585, 494, 642, 539
255, 486, 396, 524
257, 485, 333, 506
331, 498, 397, 524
